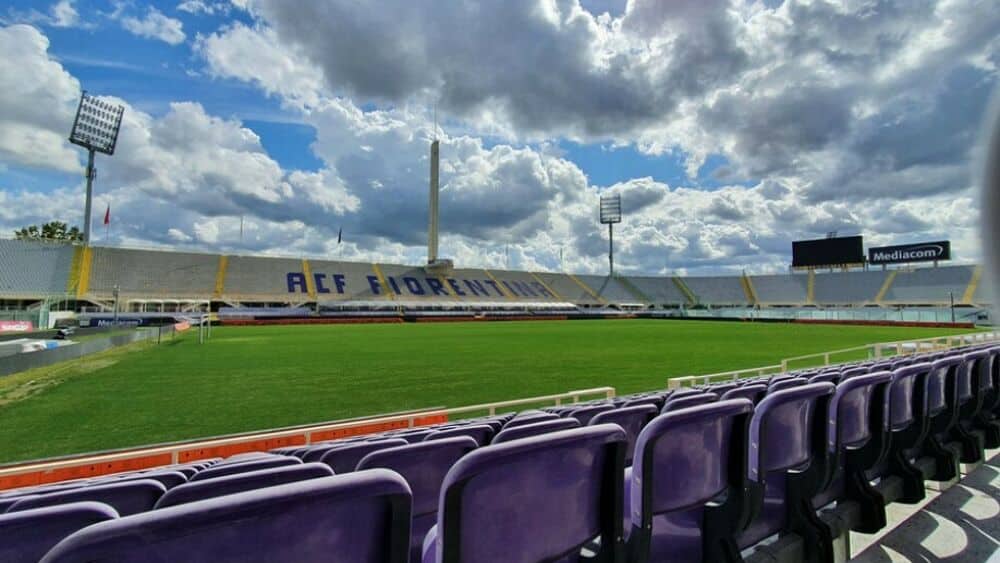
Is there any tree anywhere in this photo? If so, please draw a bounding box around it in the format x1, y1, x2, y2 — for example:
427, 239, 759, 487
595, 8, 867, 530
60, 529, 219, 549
14, 221, 83, 242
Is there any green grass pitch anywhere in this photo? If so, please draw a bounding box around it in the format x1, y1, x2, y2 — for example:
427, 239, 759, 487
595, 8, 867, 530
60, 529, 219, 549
0, 320, 978, 464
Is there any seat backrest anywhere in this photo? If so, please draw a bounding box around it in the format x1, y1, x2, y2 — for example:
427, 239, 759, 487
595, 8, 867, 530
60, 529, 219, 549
433, 425, 626, 563
319, 438, 409, 474
96, 470, 188, 490
501, 412, 560, 429
633, 399, 753, 517
590, 404, 658, 465
8, 480, 166, 517
840, 366, 869, 380
960, 349, 991, 401
927, 356, 962, 415
622, 396, 663, 410
40, 471, 412, 563
888, 362, 933, 431
826, 372, 892, 455
567, 403, 615, 425
808, 371, 840, 385
492, 417, 580, 443
357, 437, 477, 518
721, 384, 767, 404
748, 383, 835, 482
154, 463, 334, 509
423, 425, 494, 447
0, 502, 118, 563
661, 392, 717, 413
189, 456, 302, 482
768, 377, 806, 393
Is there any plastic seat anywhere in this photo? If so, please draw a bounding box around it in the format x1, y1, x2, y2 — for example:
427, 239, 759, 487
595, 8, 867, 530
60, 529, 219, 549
319, 438, 409, 474
0, 502, 118, 563
189, 456, 302, 482
768, 377, 806, 393
626, 399, 753, 562
590, 404, 658, 466
661, 392, 717, 414
41, 471, 412, 563
423, 425, 494, 447
8, 479, 166, 517
502, 412, 560, 429
720, 384, 767, 405
916, 356, 965, 481
421, 425, 626, 563
155, 463, 334, 509
567, 403, 615, 425
738, 383, 835, 562
358, 438, 478, 563
492, 417, 580, 444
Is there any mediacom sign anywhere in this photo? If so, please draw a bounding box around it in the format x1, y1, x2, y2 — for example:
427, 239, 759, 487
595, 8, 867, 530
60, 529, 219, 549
868, 241, 950, 265
0, 321, 34, 333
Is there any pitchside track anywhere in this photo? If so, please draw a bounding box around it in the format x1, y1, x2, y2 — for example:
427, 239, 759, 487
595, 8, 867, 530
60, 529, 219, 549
0, 320, 978, 464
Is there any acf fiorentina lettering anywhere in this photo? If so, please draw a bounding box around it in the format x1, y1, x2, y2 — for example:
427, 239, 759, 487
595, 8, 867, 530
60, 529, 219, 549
285, 272, 554, 298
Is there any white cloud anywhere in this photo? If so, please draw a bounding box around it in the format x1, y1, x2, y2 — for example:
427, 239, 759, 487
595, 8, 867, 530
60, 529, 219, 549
49, 0, 79, 27
177, 1, 230, 16
121, 7, 186, 45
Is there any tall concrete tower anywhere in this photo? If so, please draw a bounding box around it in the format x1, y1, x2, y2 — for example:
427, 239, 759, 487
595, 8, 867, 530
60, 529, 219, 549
428, 140, 440, 264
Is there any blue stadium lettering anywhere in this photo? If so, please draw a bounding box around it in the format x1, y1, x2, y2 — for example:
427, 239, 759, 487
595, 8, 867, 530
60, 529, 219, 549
447, 278, 467, 296
502, 280, 521, 296
314, 273, 331, 294
332, 274, 347, 294
464, 279, 488, 297
403, 277, 426, 295
426, 277, 449, 296
287, 272, 308, 293
531, 281, 553, 298
514, 280, 539, 297
387, 276, 402, 295
366, 275, 382, 295
483, 279, 502, 296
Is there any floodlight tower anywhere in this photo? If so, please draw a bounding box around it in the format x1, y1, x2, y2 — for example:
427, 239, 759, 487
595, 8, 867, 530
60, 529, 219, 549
68, 91, 125, 244
426, 138, 453, 274
600, 194, 622, 277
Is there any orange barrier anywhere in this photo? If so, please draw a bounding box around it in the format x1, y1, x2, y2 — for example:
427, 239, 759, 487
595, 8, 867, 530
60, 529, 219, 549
0, 410, 447, 491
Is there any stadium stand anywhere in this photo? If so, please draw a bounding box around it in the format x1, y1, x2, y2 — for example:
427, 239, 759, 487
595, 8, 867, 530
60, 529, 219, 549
86, 246, 217, 300
0, 239, 74, 298
622, 275, 687, 306
812, 270, 888, 305
534, 272, 604, 306
4, 342, 998, 562
751, 273, 809, 305
309, 259, 382, 302
222, 255, 305, 302
576, 274, 646, 304
683, 275, 750, 306
881, 265, 976, 305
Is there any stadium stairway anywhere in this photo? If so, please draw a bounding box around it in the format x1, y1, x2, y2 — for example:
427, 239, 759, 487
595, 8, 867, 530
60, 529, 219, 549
2, 343, 999, 561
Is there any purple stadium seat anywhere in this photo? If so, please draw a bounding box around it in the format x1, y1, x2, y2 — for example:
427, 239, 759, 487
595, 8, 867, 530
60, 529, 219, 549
219, 452, 277, 464
840, 366, 869, 380
590, 404, 657, 466
720, 383, 767, 405
917, 356, 964, 481
622, 396, 663, 410
396, 429, 437, 444
421, 425, 626, 563
91, 470, 188, 490
973, 347, 1000, 447
491, 417, 581, 444
8, 479, 166, 517
358, 437, 478, 563
808, 371, 840, 385
0, 502, 118, 563
661, 392, 717, 413
501, 412, 560, 429
626, 399, 753, 562
189, 456, 302, 482
319, 438, 409, 474
738, 383, 835, 562
767, 377, 806, 393
154, 463, 334, 509
40, 471, 412, 563
949, 349, 991, 462
567, 403, 615, 425
423, 424, 494, 447
812, 372, 893, 539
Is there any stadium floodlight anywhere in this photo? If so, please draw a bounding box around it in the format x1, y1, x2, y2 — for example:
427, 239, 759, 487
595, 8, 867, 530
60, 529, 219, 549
68, 91, 125, 245
599, 194, 622, 276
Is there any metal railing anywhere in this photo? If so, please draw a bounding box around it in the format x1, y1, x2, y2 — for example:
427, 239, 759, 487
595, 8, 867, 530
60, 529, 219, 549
668, 331, 1000, 388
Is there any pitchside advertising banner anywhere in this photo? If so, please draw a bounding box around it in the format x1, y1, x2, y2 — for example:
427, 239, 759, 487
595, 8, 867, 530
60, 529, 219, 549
0, 321, 34, 333
868, 241, 951, 265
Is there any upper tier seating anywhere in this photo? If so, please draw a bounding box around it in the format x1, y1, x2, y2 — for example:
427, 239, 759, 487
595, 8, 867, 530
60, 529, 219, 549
0, 239, 74, 297
623, 276, 688, 305
684, 276, 749, 306
812, 270, 888, 305
882, 265, 976, 304
752, 274, 809, 304
87, 247, 217, 299
575, 275, 645, 304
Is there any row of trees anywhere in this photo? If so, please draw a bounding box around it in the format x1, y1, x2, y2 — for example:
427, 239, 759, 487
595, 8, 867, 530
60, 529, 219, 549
13, 222, 83, 242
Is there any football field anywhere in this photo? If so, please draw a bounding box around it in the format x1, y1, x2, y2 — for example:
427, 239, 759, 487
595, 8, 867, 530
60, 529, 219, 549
0, 320, 978, 464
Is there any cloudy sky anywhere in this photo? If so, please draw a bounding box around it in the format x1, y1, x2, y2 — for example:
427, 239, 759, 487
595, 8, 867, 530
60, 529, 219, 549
0, 0, 996, 275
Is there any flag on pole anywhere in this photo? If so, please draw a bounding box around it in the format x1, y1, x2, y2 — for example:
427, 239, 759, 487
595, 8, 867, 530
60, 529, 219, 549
103, 204, 110, 225
337, 227, 342, 244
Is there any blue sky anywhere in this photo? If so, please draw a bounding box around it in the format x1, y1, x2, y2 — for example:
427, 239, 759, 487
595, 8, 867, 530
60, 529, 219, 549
0, 0, 995, 274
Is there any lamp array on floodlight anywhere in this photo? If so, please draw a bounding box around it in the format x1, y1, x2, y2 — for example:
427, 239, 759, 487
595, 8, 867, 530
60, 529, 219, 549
68, 91, 125, 244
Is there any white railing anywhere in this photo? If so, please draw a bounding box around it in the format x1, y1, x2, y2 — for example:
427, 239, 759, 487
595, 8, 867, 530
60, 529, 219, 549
442, 386, 616, 417
668, 331, 1000, 388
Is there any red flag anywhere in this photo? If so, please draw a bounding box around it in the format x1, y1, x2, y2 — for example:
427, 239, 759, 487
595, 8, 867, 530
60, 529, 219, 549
103, 204, 110, 226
